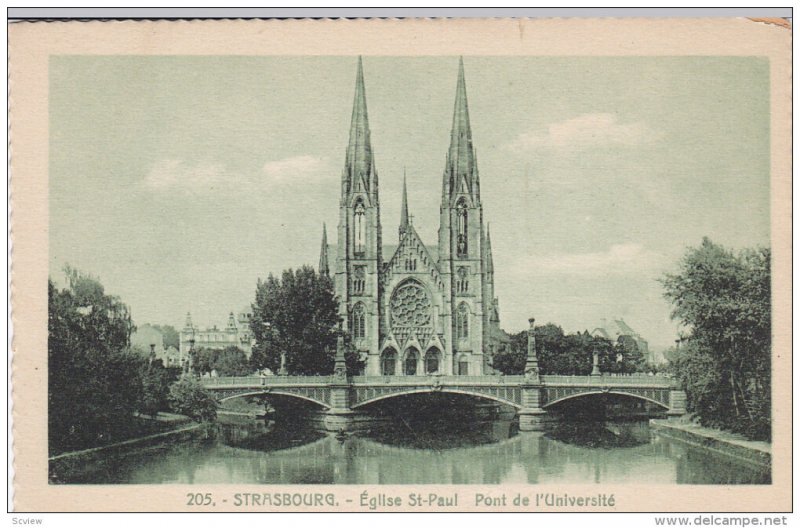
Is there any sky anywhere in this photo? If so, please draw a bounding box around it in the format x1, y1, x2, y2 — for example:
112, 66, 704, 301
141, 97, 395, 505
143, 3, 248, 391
49, 56, 770, 350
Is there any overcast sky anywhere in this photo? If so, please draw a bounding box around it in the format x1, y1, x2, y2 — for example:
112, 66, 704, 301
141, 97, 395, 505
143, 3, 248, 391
49, 56, 770, 350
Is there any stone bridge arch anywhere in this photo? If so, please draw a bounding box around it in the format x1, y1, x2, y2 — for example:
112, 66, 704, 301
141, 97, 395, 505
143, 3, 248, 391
542, 388, 671, 410
351, 386, 523, 410
215, 388, 332, 409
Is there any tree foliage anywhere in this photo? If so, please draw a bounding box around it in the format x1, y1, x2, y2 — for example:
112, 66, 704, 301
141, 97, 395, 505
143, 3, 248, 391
662, 238, 771, 440
49, 267, 141, 453
138, 360, 173, 417
249, 266, 364, 375
49, 267, 186, 454
167, 378, 217, 422
191, 346, 251, 377
491, 323, 645, 376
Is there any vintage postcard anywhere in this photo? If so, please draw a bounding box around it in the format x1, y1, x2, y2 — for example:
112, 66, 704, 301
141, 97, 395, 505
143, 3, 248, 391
9, 18, 791, 512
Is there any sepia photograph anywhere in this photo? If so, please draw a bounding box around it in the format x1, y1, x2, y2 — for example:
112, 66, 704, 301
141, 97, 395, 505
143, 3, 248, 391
8, 15, 791, 513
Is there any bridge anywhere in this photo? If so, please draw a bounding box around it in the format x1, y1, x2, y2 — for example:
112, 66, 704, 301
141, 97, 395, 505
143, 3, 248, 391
201, 374, 686, 432
199, 319, 687, 431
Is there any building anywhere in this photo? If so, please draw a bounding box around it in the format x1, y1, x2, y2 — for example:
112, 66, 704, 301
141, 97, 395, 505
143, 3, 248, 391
318, 58, 503, 377
179, 309, 254, 364
130, 323, 182, 368
591, 318, 651, 361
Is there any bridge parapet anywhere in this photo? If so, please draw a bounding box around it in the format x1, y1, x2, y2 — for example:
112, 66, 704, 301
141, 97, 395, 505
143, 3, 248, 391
201, 376, 332, 388
350, 375, 525, 385
541, 375, 677, 388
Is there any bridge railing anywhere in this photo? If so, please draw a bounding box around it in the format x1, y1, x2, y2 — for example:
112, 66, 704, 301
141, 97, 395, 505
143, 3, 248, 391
540, 374, 676, 387
199, 376, 332, 387
350, 375, 525, 385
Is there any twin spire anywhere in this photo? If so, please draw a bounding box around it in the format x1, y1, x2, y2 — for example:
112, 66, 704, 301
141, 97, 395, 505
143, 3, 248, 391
343, 56, 375, 197
339, 56, 478, 235
444, 57, 478, 202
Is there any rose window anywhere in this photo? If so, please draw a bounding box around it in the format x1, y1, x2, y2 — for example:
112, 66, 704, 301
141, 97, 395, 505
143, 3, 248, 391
390, 282, 432, 327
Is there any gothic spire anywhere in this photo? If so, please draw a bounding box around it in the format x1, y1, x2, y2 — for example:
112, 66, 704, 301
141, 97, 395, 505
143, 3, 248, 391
485, 222, 494, 273
444, 57, 477, 201
319, 223, 330, 276
399, 170, 410, 237
344, 56, 374, 196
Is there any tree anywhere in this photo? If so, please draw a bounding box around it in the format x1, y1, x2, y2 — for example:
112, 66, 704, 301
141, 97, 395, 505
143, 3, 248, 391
48, 266, 141, 453
661, 238, 771, 440
250, 266, 363, 375
138, 360, 172, 417
191, 346, 251, 376
614, 335, 647, 374
168, 378, 217, 422
491, 324, 615, 376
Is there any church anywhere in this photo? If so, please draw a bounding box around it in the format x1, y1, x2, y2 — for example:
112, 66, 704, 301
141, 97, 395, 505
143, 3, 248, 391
318, 58, 505, 377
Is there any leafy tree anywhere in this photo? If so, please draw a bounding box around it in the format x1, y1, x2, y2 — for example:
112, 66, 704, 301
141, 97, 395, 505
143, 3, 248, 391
168, 378, 217, 422
614, 335, 647, 374
191, 346, 251, 376
250, 266, 364, 375
661, 238, 771, 440
48, 267, 141, 453
491, 323, 637, 376
138, 360, 173, 417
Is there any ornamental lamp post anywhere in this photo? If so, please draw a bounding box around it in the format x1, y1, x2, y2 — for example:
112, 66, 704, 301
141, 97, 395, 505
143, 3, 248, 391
591, 349, 601, 376
184, 337, 196, 377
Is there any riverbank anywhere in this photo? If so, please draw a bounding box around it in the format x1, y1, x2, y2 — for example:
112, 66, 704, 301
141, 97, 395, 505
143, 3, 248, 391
650, 419, 770, 468
49, 418, 209, 483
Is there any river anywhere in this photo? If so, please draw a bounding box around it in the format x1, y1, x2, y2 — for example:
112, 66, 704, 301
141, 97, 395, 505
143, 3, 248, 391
52, 414, 770, 485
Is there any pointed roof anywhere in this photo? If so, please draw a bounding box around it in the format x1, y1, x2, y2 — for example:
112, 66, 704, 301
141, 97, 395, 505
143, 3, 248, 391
184, 312, 193, 330
399, 170, 410, 236
485, 223, 494, 273
344, 56, 374, 195
444, 57, 478, 200
319, 223, 330, 276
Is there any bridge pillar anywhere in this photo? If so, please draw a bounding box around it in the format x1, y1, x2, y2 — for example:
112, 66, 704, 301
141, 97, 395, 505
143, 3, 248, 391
323, 320, 357, 432
517, 318, 556, 432
518, 386, 556, 432
667, 390, 688, 419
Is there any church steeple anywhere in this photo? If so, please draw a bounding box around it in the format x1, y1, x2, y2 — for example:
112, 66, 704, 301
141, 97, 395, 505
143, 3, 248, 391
399, 171, 410, 237
485, 223, 494, 274
343, 56, 376, 199
443, 57, 479, 204
319, 223, 330, 276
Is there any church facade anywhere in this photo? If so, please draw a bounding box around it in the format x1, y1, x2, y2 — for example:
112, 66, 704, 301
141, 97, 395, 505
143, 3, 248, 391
318, 58, 503, 377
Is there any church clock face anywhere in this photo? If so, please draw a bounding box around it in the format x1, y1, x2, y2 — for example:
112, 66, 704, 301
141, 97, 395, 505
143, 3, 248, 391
390, 282, 432, 327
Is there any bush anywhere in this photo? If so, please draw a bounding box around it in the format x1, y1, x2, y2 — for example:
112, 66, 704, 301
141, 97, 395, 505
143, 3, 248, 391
168, 378, 217, 422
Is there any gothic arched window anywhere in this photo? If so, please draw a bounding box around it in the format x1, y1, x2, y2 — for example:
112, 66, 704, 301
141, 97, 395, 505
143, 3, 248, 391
404, 348, 420, 376
353, 265, 366, 294
354, 200, 366, 256
456, 303, 469, 339
352, 303, 366, 340
381, 348, 397, 376
456, 200, 468, 258
425, 348, 441, 374
456, 267, 469, 294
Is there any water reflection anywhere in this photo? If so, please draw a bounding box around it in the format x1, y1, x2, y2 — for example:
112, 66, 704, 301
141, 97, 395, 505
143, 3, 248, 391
55, 415, 770, 485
